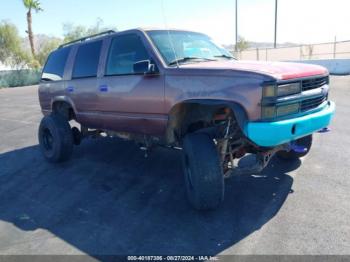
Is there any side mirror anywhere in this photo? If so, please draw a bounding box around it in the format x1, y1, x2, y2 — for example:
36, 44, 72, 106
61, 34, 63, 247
133, 60, 157, 75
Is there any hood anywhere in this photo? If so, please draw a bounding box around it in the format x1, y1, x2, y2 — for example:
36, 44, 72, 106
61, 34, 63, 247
180, 60, 328, 80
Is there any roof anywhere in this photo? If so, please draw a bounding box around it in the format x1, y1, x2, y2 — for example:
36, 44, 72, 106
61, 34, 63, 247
58, 28, 205, 49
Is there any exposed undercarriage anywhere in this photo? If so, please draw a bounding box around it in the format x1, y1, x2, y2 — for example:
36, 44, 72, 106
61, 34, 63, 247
194, 112, 291, 178
73, 107, 293, 179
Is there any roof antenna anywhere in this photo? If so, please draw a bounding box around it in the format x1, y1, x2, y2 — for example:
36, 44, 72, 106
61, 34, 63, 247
161, 0, 179, 68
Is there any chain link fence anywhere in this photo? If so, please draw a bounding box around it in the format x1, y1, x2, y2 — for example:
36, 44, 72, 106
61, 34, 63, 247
236, 40, 350, 61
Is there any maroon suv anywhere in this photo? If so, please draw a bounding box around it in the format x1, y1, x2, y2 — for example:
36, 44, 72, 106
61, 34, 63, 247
38, 29, 335, 210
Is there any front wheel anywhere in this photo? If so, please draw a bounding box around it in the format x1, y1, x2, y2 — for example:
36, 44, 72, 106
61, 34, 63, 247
38, 114, 73, 163
182, 133, 224, 210
277, 135, 313, 161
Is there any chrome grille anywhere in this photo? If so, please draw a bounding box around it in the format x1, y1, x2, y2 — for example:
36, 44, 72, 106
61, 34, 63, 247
302, 76, 329, 91
301, 96, 327, 112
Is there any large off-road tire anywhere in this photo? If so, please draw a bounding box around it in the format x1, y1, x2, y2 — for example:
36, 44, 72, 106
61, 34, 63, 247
277, 135, 313, 161
182, 133, 224, 210
38, 114, 73, 163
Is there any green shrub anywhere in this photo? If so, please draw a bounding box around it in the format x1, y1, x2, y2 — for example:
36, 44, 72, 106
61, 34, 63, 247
0, 69, 41, 88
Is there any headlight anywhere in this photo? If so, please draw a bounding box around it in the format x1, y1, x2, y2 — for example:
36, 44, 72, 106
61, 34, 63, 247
263, 82, 301, 98
263, 85, 276, 97
277, 83, 301, 96
262, 103, 300, 119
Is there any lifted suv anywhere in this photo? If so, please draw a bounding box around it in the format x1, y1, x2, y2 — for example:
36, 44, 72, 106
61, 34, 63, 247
38, 29, 335, 210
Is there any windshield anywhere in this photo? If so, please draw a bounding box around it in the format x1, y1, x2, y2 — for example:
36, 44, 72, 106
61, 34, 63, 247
147, 30, 235, 66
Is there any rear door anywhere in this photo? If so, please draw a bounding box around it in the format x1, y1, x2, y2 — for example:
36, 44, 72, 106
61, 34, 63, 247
40, 46, 71, 112
67, 40, 103, 128
97, 33, 166, 135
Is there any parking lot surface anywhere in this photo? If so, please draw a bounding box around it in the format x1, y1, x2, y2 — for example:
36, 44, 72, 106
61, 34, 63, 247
0, 77, 349, 256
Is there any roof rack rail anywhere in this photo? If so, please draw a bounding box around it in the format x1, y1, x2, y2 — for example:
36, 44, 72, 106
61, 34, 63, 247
58, 30, 116, 48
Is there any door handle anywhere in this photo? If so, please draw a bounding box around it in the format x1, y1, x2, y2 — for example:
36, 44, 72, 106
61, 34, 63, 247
99, 85, 108, 92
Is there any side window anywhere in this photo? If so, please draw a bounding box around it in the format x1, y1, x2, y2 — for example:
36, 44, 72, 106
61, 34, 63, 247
72, 41, 102, 79
42, 47, 70, 81
106, 34, 149, 75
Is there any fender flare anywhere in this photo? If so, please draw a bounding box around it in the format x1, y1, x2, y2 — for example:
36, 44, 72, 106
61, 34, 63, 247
50, 96, 78, 118
168, 99, 248, 129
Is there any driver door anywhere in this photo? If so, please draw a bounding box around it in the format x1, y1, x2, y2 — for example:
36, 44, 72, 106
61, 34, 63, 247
97, 33, 166, 135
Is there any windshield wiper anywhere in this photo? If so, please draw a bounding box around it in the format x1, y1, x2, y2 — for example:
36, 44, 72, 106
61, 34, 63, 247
168, 57, 215, 66
214, 54, 235, 60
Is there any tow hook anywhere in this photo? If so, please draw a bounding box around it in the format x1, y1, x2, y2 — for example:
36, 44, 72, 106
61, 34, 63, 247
318, 127, 330, 133
289, 142, 308, 153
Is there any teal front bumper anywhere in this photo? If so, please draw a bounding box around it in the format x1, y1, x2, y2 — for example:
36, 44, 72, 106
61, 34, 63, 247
244, 101, 335, 147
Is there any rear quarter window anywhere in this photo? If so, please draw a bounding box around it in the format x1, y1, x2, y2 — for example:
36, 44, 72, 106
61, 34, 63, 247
72, 41, 102, 79
42, 47, 71, 81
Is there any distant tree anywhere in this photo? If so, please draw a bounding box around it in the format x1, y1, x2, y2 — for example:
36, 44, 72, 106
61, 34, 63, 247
36, 38, 62, 66
235, 36, 250, 52
0, 21, 30, 69
63, 18, 116, 43
22, 0, 43, 58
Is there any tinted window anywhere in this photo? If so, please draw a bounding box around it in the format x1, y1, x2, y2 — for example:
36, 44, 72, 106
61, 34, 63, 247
42, 47, 70, 81
72, 41, 102, 78
106, 34, 149, 75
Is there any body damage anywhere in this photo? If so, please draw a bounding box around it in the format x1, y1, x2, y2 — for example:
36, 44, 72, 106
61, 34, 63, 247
38, 28, 334, 147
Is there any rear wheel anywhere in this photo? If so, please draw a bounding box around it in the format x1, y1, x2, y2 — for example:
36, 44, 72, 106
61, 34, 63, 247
277, 135, 313, 161
38, 114, 73, 163
182, 133, 224, 210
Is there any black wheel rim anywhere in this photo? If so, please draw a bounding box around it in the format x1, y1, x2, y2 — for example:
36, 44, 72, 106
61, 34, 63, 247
42, 128, 54, 151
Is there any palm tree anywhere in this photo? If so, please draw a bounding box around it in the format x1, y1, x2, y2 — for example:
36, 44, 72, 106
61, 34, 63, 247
23, 0, 43, 58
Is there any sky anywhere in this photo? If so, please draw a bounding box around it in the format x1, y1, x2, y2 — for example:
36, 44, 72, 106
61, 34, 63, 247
0, 0, 349, 45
